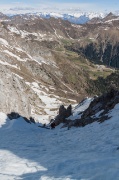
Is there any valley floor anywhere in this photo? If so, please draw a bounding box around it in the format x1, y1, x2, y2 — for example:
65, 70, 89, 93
0, 104, 119, 180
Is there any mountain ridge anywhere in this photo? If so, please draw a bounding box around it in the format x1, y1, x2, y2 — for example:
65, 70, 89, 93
1, 10, 117, 24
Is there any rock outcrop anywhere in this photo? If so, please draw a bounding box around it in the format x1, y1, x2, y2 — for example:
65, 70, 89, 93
60, 89, 119, 128
52, 104, 72, 126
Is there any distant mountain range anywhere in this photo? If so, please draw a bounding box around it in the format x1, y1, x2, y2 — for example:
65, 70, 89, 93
27, 12, 105, 24
3, 7, 119, 24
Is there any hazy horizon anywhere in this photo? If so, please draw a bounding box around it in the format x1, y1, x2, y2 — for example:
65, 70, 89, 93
0, 0, 119, 14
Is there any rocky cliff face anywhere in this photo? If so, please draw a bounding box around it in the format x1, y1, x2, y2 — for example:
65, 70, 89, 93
0, 65, 31, 117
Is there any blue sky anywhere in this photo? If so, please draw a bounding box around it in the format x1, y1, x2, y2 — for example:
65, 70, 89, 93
0, 0, 119, 13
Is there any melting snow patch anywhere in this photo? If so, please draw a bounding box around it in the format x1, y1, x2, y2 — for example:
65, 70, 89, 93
12, 73, 23, 79
0, 38, 9, 46
0, 60, 20, 69
94, 110, 104, 118
0, 112, 8, 128
3, 50, 27, 61
32, 82, 39, 88
8, 26, 20, 35
15, 47, 25, 52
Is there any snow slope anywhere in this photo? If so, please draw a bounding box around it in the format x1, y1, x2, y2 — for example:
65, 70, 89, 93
0, 101, 119, 180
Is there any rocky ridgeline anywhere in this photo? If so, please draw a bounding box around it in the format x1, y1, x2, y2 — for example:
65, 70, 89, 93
51, 104, 72, 127
53, 89, 119, 128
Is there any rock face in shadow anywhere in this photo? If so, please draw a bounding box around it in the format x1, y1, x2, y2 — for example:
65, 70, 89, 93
60, 89, 119, 128
7, 112, 35, 124
66, 41, 119, 68
82, 88, 119, 120
53, 104, 72, 126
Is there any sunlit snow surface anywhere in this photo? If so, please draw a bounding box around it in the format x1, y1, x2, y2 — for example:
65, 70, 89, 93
0, 101, 119, 179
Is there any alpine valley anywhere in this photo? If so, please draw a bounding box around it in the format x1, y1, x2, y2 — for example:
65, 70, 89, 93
0, 12, 119, 119
1, 10, 119, 180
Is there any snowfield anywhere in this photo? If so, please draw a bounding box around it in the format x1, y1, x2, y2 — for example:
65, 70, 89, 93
0, 101, 119, 180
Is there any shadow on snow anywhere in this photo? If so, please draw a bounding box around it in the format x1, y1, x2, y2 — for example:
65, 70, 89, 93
0, 112, 76, 180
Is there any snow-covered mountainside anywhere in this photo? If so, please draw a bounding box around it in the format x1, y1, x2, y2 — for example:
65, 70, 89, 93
0, 90, 119, 179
